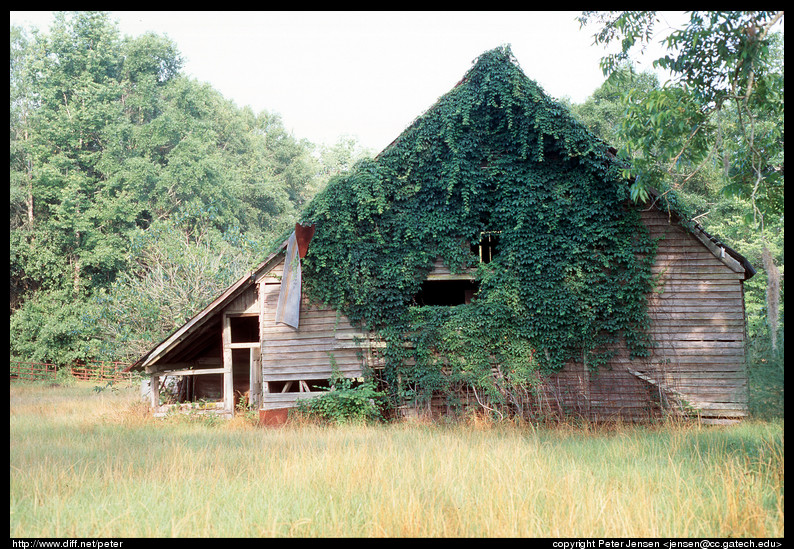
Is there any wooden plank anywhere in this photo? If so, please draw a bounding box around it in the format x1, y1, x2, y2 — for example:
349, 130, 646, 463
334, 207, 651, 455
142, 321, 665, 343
251, 346, 262, 409
609, 356, 746, 366
262, 355, 363, 372
655, 287, 742, 295
650, 292, 743, 301
648, 288, 742, 300
426, 273, 476, 281
650, 319, 746, 328
155, 367, 226, 377
291, 304, 352, 316
146, 357, 223, 373
650, 317, 746, 326
259, 281, 265, 343
262, 357, 363, 370
262, 314, 355, 326
228, 342, 260, 349
628, 364, 747, 373
263, 327, 361, 339
656, 286, 743, 295
263, 347, 368, 362
650, 303, 744, 312
262, 338, 363, 351
649, 305, 744, 314
222, 314, 233, 413
641, 348, 745, 357
263, 370, 360, 382
668, 377, 748, 386
682, 400, 748, 408
262, 359, 363, 370
261, 319, 356, 331
260, 302, 350, 317
647, 328, 745, 338
150, 373, 160, 410
651, 339, 745, 348
261, 392, 321, 410
651, 267, 743, 278
262, 346, 362, 357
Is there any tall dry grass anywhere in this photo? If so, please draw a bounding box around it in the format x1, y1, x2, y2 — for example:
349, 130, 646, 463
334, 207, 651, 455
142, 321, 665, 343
10, 381, 784, 537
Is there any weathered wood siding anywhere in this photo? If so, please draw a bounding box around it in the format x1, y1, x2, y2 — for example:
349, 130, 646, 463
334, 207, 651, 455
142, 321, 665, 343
258, 258, 370, 410
547, 207, 749, 421
256, 208, 748, 420
225, 284, 258, 315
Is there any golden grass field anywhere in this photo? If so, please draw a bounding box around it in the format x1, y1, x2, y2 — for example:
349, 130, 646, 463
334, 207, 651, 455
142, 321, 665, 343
9, 380, 784, 538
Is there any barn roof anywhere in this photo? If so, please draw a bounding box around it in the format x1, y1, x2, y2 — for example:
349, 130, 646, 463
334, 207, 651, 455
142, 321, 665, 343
125, 240, 287, 372
642, 185, 756, 280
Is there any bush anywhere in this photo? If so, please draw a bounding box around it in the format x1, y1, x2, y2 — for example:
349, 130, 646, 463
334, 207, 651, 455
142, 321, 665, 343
295, 371, 386, 424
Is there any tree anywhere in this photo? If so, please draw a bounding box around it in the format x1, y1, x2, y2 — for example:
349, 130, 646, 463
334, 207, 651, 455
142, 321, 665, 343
578, 11, 784, 350
10, 12, 322, 365
317, 135, 374, 178
578, 11, 783, 213
85, 216, 267, 363
569, 65, 660, 151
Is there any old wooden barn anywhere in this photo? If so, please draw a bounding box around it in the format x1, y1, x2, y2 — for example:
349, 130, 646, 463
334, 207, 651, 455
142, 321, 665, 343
128, 47, 755, 423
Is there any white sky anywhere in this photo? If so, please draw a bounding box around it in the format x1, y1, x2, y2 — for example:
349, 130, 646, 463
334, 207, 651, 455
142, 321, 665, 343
10, 11, 687, 153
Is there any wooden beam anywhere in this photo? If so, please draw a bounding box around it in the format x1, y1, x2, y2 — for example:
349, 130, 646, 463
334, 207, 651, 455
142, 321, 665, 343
222, 313, 234, 414
228, 342, 260, 349
688, 226, 745, 274
250, 347, 262, 409
425, 273, 476, 281
154, 367, 225, 377
150, 373, 160, 410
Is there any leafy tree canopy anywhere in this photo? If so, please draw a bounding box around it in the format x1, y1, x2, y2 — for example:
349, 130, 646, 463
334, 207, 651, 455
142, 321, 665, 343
10, 12, 324, 364
578, 11, 784, 226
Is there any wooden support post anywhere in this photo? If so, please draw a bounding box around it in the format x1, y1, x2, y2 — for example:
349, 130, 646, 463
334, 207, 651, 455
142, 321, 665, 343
222, 313, 234, 414
257, 281, 266, 409
250, 346, 262, 409
150, 373, 160, 411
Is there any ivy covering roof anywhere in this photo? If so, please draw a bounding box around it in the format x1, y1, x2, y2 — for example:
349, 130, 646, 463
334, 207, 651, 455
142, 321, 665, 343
300, 45, 658, 397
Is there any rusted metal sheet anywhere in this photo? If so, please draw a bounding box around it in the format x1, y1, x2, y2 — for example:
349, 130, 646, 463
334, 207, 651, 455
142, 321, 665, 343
295, 222, 315, 259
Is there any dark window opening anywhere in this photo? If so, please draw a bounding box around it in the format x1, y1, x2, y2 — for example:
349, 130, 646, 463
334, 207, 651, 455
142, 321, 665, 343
266, 378, 334, 393
267, 380, 299, 393
185, 373, 223, 401
414, 279, 479, 306
306, 378, 332, 391
230, 316, 259, 343
470, 232, 500, 264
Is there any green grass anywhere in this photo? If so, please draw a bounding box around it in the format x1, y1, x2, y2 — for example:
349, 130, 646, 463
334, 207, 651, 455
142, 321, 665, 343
10, 381, 784, 537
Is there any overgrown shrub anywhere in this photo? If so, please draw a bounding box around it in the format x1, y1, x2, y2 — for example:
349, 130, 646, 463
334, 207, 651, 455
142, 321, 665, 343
295, 370, 386, 424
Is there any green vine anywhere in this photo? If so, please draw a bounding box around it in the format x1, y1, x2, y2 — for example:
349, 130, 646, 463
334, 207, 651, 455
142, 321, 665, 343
301, 46, 657, 415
